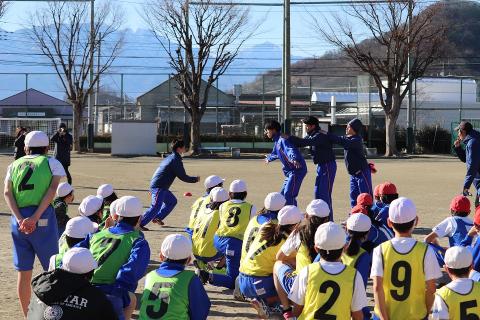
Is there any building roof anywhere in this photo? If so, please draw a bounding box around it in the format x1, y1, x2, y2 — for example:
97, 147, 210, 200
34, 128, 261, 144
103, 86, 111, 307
0, 88, 69, 107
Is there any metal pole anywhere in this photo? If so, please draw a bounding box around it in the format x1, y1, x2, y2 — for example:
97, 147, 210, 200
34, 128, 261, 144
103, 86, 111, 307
87, 0, 95, 150
216, 79, 219, 135
282, 0, 291, 134
406, 0, 414, 153
120, 74, 125, 119
94, 32, 101, 135
460, 78, 463, 121
168, 74, 171, 135
25, 73, 28, 105
261, 75, 265, 126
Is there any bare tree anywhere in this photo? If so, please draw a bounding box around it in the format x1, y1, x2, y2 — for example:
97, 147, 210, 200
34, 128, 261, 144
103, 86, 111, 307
30, 2, 123, 151
313, 1, 445, 156
144, 0, 252, 153
0, 1, 7, 19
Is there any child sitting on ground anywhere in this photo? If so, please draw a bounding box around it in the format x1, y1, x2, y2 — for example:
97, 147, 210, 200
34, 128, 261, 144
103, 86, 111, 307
78, 195, 104, 225
97, 184, 118, 225
54, 182, 74, 237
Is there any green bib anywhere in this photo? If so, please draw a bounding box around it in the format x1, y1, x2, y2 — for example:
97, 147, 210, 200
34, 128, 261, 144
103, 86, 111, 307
90, 228, 140, 284
216, 201, 253, 239
54, 236, 71, 268
139, 269, 194, 320
11, 156, 52, 208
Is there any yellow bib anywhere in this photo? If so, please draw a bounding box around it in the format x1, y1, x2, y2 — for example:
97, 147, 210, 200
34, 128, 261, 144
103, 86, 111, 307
295, 243, 312, 274
436, 281, 480, 320
341, 247, 367, 269
240, 225, 285, 277
191, 207, 220, 258
374, 240, 428, 319
299, 262, 356, 320
216, 201, 253, 240
240, 216, 277, 264
188, 196, 209, 230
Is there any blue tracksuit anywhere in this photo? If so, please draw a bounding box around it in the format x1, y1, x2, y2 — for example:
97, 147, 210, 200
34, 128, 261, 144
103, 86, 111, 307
142, 151, 197, 226
153, 262, 211, 320
77, 222, 151, 308
455, 130, 480, 192
327, 133, 372, 207
266, 133, 307, 206
288, 130, 337, 220
362, 223, 393, 254
212, 235, 242, 289
375, 205, 390, 226
458, 233, 480, 272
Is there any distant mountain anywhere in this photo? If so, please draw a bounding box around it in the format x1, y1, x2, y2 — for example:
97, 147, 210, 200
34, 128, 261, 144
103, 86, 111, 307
0, 28, 303, 100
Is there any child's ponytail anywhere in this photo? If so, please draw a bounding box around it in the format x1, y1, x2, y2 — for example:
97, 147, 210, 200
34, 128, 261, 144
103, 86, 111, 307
260, 222, 293, 247
345, 230, 369, 256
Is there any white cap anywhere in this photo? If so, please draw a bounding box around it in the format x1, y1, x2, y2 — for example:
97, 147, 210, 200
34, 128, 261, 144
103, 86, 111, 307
444, 246, 473, 269
230, 179, 247, 193
65, 216, 96, 238
306, 199, 330, 218
204, 175, 225, 189
56, 182, 73, 198
116, 196, 143, 217
97, 184, 114, 198
278, 205, 304, 225
388, 197, 417, 224
210, 187, 229, 202
25, 131, 49, 147
109, 199, 120, 217
161, 234, 192, 260
78, 195, 103, 217
62, 247, 98, 274
264, 192, 286, 211
315, 222, 347, 250
346, 213, 372, 232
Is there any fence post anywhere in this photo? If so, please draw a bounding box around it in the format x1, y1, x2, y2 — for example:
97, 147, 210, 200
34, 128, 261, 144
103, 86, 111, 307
459, 78, 463, 121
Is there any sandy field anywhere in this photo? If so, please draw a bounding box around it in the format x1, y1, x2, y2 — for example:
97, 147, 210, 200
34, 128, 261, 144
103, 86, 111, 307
0, 154, 466, 319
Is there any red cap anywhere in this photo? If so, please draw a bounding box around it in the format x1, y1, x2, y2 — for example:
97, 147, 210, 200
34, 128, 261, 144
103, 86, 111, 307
379, 182, 397, 195
374, 184, 382, 197
357, 193, 373, 206
351, 204, 367, 215
450, 195, 470, 213
474, 206, 480, 226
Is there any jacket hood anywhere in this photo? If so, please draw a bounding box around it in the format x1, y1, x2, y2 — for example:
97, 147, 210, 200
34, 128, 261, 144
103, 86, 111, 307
465, 129, 480, 142
31, 269, 91, 305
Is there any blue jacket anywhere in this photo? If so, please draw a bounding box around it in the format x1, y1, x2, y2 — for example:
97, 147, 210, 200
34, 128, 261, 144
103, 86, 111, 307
150, 151, 197, 189
287, 129, 335, 165
327, 133, 368, 175
459, 235, 480, 272
266, 133, 307, 174
153, 262, 211, 320
454, 130, 480, 190
77, 222, 151, 306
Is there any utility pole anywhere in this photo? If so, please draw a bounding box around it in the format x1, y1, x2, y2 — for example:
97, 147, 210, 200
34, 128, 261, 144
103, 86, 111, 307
282, 0, 291, 134
95, 32, 101, 135
87, 0, 95, 151
406, 0, 414, 153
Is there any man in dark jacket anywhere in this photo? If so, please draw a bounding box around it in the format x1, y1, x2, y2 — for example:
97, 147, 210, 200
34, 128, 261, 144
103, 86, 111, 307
27, 247, 117, 320
287, 116, 336, 220
51, 123, 73, 184
14, 127, 27, 160
327, 118, 372, 207
141, 139, 200, 227
454, 121, 480, 205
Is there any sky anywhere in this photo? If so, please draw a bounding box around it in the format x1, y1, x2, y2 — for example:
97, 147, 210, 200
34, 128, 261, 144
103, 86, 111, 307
0, 0, 356, 57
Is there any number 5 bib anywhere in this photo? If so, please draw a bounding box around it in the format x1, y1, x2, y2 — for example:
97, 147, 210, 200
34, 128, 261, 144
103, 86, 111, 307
376, 241, 428, 319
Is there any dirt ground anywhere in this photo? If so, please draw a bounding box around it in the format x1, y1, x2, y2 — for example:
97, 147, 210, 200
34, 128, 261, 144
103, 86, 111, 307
0, 154, 466, 319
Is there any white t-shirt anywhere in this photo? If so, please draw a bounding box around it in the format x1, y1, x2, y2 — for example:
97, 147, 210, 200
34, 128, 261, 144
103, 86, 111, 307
221, 199, 257, 219
432, 216, 473, 238
431, 278, 476, 320
280, 232, 301, 256
370, 237, 442, 281
4, 155, 66, 183
288, 260, 367, 312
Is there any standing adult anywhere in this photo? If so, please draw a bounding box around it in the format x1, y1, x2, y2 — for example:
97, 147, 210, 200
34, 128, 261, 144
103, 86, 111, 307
14, 127, 27, 160
327, 118, 372, 207
287, 116, 337, 220
264, 120, 307, 206
3, 131, 65, 317
51, 123, 73, 184
141, 139, 200, 228
453, 121, 480, 206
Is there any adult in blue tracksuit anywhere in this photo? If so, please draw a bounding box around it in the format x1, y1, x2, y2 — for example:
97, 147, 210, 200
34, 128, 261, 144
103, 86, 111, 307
287, 116, 336, 220
454, 121, 480, 205
326, 118, 372, 207
141, 139, 199, 227
264, 120, 307, 206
